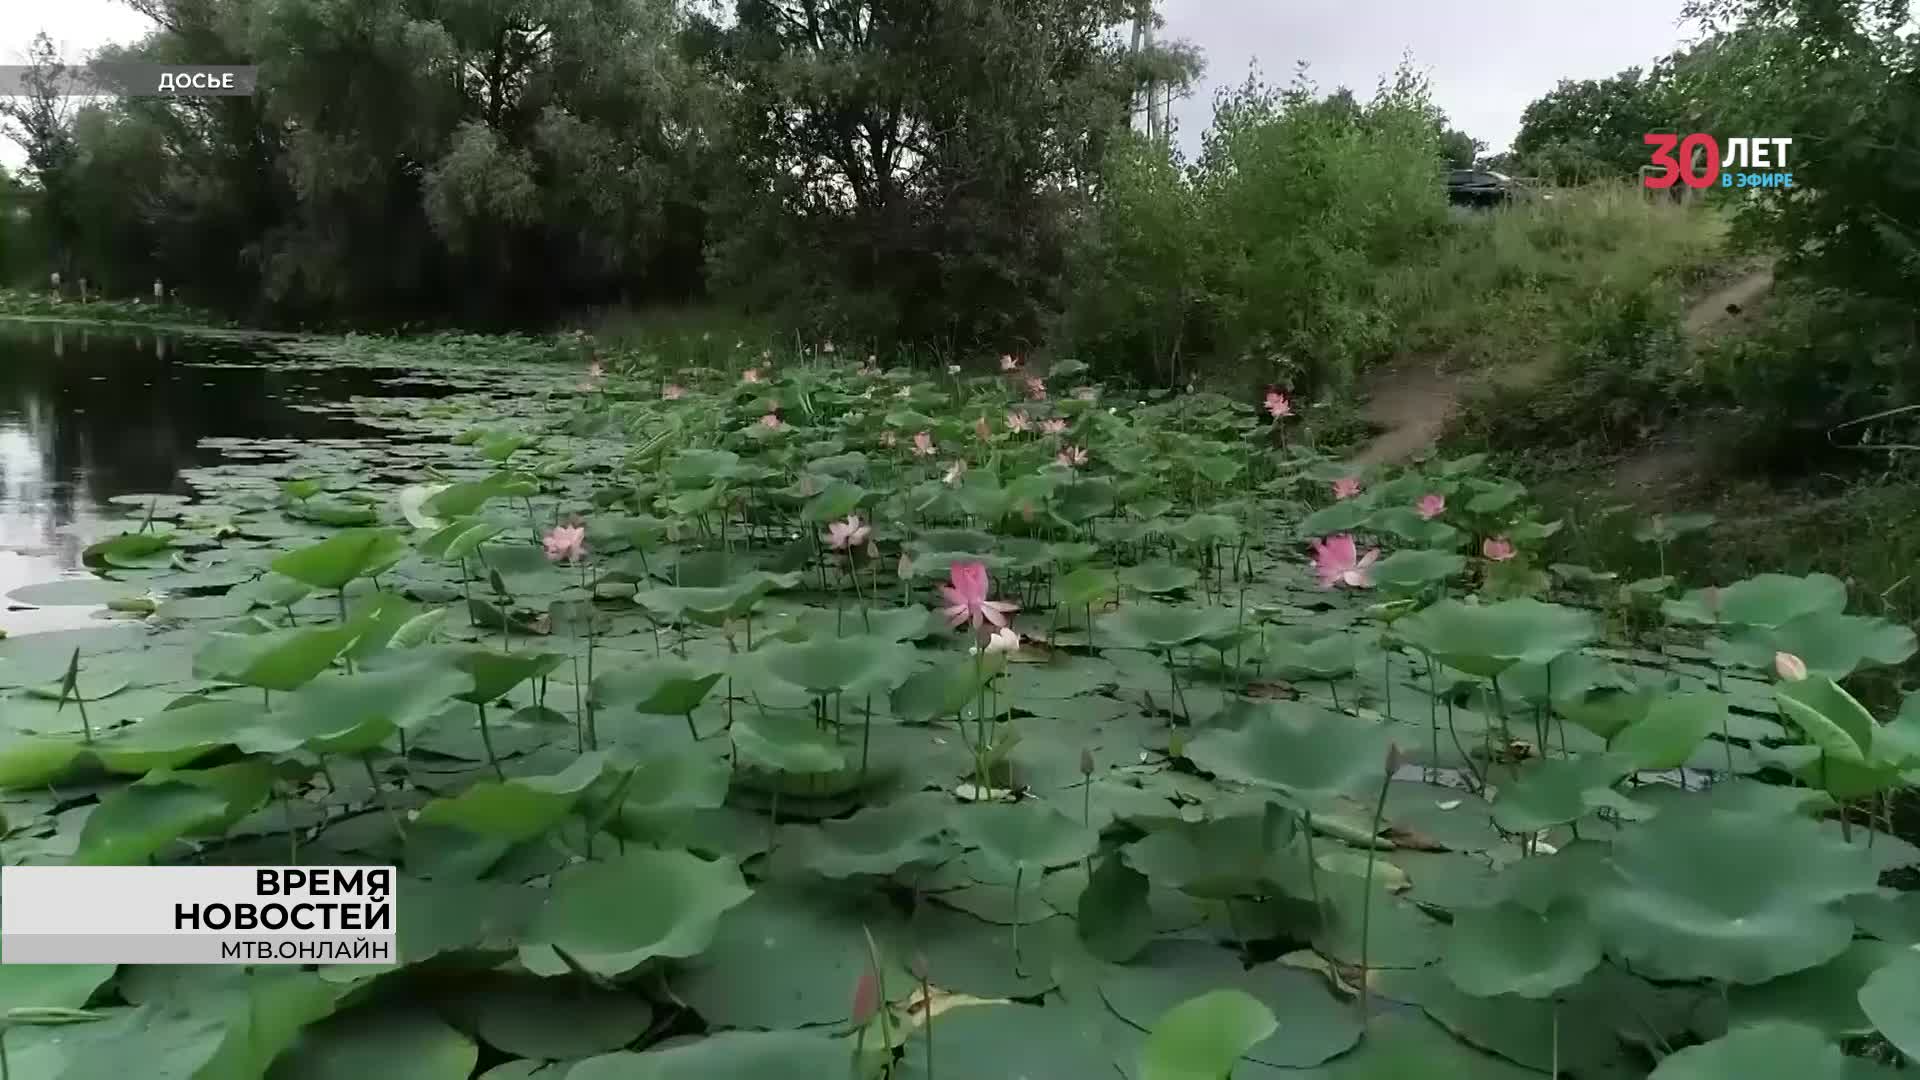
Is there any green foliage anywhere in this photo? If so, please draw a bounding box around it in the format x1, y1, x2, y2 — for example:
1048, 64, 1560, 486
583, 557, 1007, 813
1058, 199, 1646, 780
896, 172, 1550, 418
1, 335, 1918, 1078
1060, 68, 1449, 391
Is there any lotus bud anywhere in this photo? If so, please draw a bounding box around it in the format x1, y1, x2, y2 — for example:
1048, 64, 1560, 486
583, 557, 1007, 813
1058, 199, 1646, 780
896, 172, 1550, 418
865, 538, 880, 560
1079, 747, 1095, 776
1168, 730, 1187, 759
1774, 651, 1808, 682
1384, 742, 1404, 777
851, 966, 880, 1025
897, 552, 912, 580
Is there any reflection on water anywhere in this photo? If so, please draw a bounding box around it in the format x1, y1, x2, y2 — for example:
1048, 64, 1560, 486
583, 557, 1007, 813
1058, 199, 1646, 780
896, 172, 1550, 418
0, 322, 400, 634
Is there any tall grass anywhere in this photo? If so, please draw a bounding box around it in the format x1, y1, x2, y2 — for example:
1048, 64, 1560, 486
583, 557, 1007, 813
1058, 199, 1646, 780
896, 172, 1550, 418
1383, 184, 1730, 371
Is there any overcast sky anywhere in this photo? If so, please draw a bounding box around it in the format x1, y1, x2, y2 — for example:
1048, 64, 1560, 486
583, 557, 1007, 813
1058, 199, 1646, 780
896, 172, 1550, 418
2, 0, 1699, 169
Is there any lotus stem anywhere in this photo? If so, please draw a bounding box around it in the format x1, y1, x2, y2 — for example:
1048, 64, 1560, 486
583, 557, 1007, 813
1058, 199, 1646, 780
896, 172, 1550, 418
361, 757, 403, 842
1011, 864, 1024, 976
475, 703, 504, 780
1358, 764, 1394, 1029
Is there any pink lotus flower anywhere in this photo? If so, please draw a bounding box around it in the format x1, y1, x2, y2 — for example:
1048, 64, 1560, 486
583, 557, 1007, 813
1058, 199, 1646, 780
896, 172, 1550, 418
856, 364, 878, 377
895, 387, 912, 399
742, 368, 763, 384
1310, 534, 1378, 589
944, 460, 966, 485
587, 360, 605, 381
1057, 445, 1089, 467
880, 430, 898, 448
543, 524, 588, 564
912, 431, 935, 457
760, 413, 784, 430
662, 383, 686, 400
1482, 536, 1516, 562
825, 515, 871, 551
1415, 493, 1445, 520
940, 561, 1018, 632
1000, 354, 1021, 372
1026, 377, 1047, 401
1074, 386, 1097, 402
822, 341, 836, 354
1041, 418, 1068, 436
1264, 391, 1293, 419
975, 416, 992, 442
947, 364, 962, 375
984, 626, 1020, 654
1332, 477, 1362, 501
1775, 651, 1808, 681
1005, 411, 1030, 433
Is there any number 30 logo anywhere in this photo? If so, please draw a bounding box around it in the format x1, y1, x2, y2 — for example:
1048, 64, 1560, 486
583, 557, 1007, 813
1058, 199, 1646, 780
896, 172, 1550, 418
1645, 134, 1722, 189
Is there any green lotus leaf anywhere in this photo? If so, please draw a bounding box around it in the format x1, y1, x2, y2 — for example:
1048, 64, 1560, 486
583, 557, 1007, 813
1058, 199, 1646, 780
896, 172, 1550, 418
592, 662, 724, 716
438, 974, 652, 1061
425, 648, 565, 705
568, 1031, 849, 1080
416, 753, 611, 842
1722, 612, 1917, 680
1119, 563, 1201, 595
1101, 938, 1362, 1069
731, 714, 846, 775
1185, 706, 1394, 806
1389, 598, 1598, 678
1610, 691, 1729, 771
241, 657, 470, 749
1590, 806, 1880, 984
420, 518, 505, 563
1858, 948, 1920, 1063
799, 480, 868, 523
1325, 1013, 1543, 1080
1370, 548, 1467, 591
1491, 754, 1642, 833
889, 653, 1004, 723
950, 800, 1097, 878
1291, 501, 1370, 542
798, 793, 952, 878
1775, 675, 1875, 767
193, 621, 363, 691
1167, 513, 1241, 547
1058, 565, 1120, 608
266, 1005, 477, 1080
1256, 629, 1358, 680
73, 778, 233, 864
81, 531, 175, 569
1139, 989, 1277, 1080
1368, 507, 1460, 548
1662, 572, 1848, 628
270, 528, 409, 590
1646, 1023, 1847, 1080
1444, 899, 1600, 999
637, 573, 794, 623
1557, 685, 1659, 740
423, 474, 516, 518
522, 847, 752, 978
1097, 603, 1243, 651
758, 635, 918, 696
1728, 938, 1901, 1038
1078, 852, 1155, 963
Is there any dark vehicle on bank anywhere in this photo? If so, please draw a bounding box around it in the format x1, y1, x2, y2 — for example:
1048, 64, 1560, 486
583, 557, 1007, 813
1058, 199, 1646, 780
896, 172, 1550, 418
1446, 169, 1539, 207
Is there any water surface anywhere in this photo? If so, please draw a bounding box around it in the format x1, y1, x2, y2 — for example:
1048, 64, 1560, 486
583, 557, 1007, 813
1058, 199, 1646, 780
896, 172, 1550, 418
0, 321, 441, 634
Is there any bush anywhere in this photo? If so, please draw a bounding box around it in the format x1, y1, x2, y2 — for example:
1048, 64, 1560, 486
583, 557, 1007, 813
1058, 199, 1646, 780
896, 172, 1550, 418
1056, 68, 1448, 394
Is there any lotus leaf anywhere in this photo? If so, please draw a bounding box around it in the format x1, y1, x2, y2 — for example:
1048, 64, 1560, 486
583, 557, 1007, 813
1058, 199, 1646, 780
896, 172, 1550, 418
522, 847, 752, 978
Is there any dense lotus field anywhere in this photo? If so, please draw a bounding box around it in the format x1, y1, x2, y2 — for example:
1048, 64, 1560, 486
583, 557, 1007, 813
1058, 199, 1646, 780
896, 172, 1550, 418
2, 341, 1919, 1079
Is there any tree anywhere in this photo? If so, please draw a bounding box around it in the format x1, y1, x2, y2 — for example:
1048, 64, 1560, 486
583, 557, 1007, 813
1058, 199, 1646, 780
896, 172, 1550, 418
1511, 66, 1676, 182
702, 0, 1198, 350
0, 33, 81, 275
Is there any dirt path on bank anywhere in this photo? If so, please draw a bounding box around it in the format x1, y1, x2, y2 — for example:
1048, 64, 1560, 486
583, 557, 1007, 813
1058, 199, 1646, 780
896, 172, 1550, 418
1349, 263, 1779, 486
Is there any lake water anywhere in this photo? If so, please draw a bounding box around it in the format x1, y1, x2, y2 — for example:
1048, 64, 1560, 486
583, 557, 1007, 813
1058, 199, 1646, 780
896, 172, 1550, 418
0, 320, 456, 635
